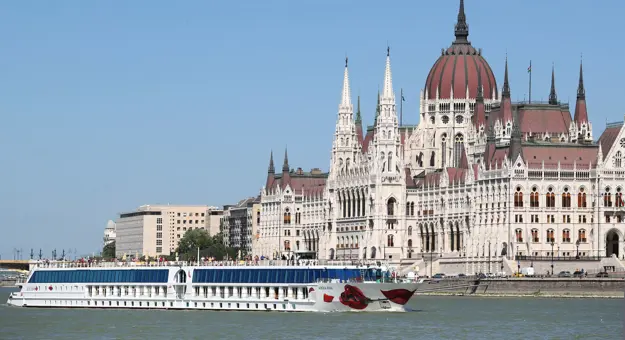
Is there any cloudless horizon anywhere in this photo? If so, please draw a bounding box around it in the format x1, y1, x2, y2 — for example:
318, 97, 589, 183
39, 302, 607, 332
2, 0, 624, 259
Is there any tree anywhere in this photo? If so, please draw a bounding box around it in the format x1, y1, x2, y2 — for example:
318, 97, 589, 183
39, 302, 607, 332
175, 229, 240, 261
102, 241, 116, 259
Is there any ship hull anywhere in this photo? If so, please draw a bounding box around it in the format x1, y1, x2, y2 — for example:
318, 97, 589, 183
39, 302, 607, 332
7, 264, 422, 312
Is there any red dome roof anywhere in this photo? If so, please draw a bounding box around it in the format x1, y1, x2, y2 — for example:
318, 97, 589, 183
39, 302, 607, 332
424, 0, 498, 100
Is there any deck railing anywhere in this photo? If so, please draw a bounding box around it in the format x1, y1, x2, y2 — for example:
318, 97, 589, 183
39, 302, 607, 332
31, 259, 388, 270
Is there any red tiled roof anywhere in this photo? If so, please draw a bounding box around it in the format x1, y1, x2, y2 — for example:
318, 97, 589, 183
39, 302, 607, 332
425, 52, 497, 100
519, 107, 571, 135
598, 124, 623, 158
489, 103, 572, 136
573, 98, 588, 124
267, 172, 328, 196
522, 145, 597, 169
362, 129, 375, 153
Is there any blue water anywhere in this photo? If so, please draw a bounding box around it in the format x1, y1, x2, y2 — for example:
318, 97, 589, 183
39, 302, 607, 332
0, 288, 622, 339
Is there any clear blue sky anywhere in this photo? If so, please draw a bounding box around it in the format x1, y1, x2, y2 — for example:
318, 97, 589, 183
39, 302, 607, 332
1, 0, 623, 259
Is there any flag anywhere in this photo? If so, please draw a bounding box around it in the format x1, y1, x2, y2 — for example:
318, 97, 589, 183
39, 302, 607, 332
527, 65, 531, 73
401, 94, 405, 102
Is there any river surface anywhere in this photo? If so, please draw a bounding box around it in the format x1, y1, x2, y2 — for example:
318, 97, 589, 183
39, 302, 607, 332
0, 287, 621, 339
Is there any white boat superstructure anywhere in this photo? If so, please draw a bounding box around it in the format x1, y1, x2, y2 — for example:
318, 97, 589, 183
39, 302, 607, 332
7, 260, 424, 312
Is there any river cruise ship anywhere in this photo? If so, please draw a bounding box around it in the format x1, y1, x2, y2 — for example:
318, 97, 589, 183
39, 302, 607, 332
7, 260, 423, 312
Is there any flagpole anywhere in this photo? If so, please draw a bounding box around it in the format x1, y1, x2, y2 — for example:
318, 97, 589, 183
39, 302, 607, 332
400, 88, 403, 127
528, 60, 532, 104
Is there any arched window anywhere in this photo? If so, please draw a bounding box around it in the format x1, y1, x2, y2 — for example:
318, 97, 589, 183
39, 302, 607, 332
284, 240, 290, 251
387, 153, 392, 172
578, 187, 587, 208
530, 187, 540, 208
562, 187, 571, 208
430, 151, 435, 167
453, 133, 465, 167
514, 187, 523, 208
546, 229, 555, 243
604, 187, 613, 207
531, 229, 539, 243
387, 197, 396, 216
616, 151, 622, 168
410, 202, 415, 216
256, 211, 261, 224
387, 235, 394, 247
562, 229, 571, 243
407, 239, 413, 247
441, 134, 447, 167
408, 226, 413, 236
546, 187, 555, 208
578, 229, 587, 242
283, 210, 291, 224
515, 228, 523, 242
617, 187, 624, 208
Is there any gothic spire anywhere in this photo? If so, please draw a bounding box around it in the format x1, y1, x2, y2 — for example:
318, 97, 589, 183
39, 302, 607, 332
268, 150, 275, 174
282, 148, 289, 172
577, 59, 585, 100
340, 56, 352, 108
502, 55, 510, 99
453, 0, 469, 44
548, 64, 558, 105
573, 57, 589, 125
382, 47, 394, 100
355, 95, 361, 124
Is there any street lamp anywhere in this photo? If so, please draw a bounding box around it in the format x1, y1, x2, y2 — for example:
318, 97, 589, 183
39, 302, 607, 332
550, 241, 555, 276
575, 239, 580, 259
516, 245, 520, 275
488, 240, 491, 274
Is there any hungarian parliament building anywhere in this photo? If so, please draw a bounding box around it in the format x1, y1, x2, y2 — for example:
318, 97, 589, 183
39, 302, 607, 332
253, 1, 625, 273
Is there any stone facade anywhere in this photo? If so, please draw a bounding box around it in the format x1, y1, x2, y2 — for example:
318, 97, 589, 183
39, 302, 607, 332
254, 1, 625, 273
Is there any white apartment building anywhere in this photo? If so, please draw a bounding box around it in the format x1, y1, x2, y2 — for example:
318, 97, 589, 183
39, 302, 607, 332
115, 204, 222, 258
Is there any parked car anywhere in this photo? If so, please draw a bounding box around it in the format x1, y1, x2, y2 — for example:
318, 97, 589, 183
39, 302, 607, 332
573, 271, 584, 278
558, 271, 572, 278
596, 271, 609, 278
432, 273, 445, 279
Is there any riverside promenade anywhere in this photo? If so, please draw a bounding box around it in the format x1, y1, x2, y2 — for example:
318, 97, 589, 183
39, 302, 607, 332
420, 276, 625, 298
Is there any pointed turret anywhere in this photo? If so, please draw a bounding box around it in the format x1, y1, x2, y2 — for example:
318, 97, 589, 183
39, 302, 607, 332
375, 47, 400, 174
573, 60, 589, 124
499, 55, 513, 124
509, 107, 523, 162
483, 121, 496, 169
268, 150, 275, 173
548, 64, 558, 105
577, 60, 585, 100
281, 148, 291, 189
374, 89, 380, 126
265, 151, 275, 191
473, 66, 486, 128
382, 47, 395, 100
340, 57, 352, 110
453, 0, 469, 44
502, 55, 510, 99
355, 95, 364, 146
282, 148, 289, 172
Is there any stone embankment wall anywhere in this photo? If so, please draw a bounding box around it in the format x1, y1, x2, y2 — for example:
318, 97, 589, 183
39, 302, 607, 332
421, 278, 625, 297
0, 280, 17, 287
